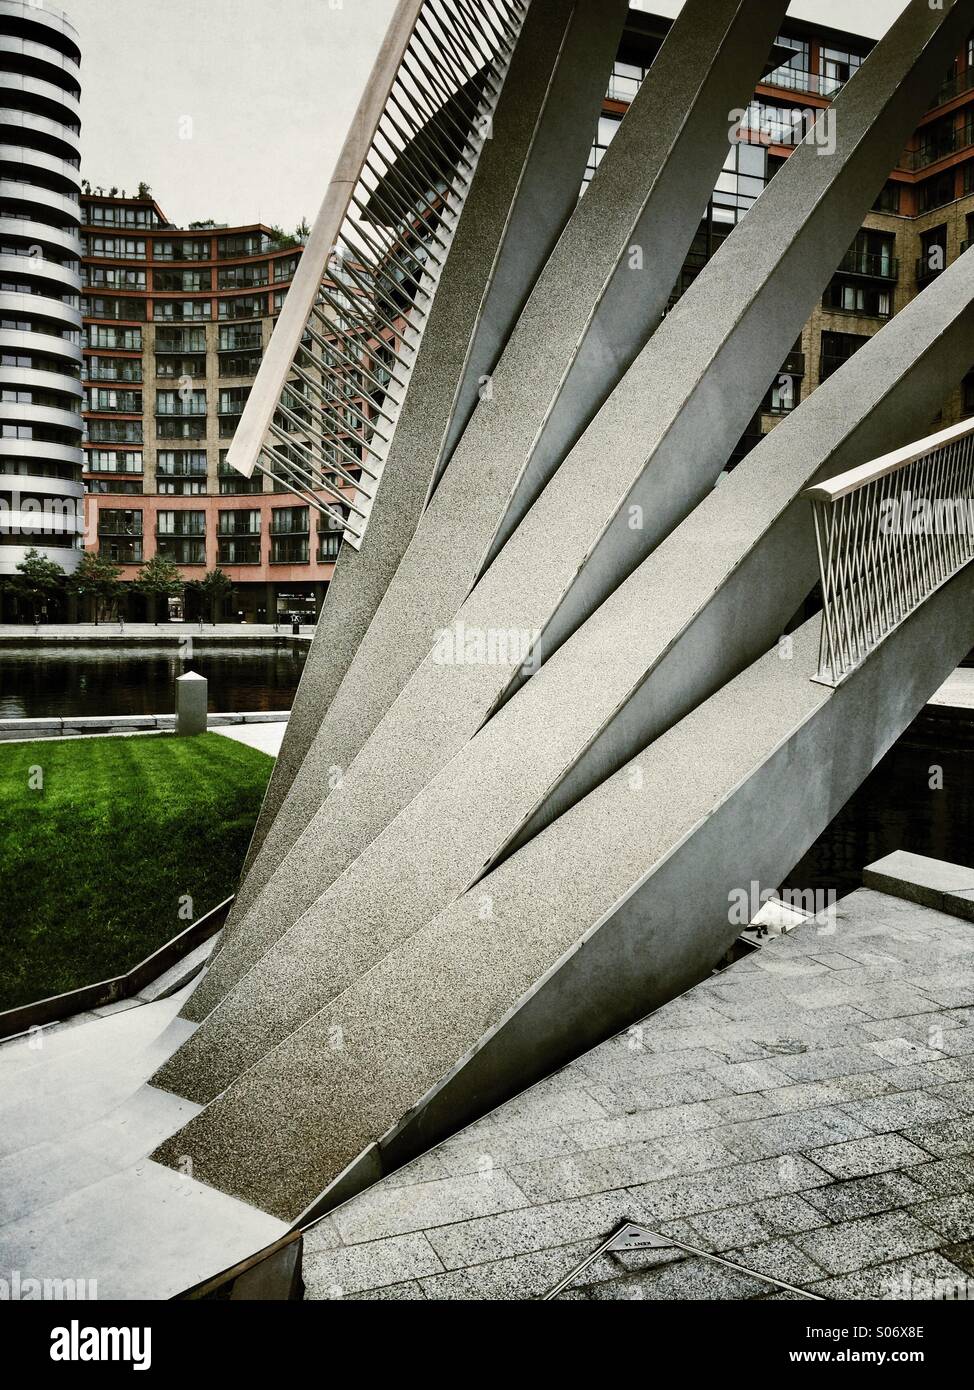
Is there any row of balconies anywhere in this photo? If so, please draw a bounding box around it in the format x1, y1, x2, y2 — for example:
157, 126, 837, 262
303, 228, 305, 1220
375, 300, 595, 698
96, 537, 337, 567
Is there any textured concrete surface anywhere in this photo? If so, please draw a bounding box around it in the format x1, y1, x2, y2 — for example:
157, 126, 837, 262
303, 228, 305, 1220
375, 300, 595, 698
152, 557, 974, 1219
200, 244, 974, 1017
0, 985, 286, 1298
199, 0, 971, 1023
301, 883, 974, 1300
239, 0, 628, 886
222, 0, 789, 949
169, 248, 974, 1110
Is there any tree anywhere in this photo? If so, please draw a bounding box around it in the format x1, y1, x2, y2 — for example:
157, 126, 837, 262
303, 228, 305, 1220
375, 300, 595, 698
135, 554, 182, 625
66, 551, 123, 625
188, 567, 231, 625
11, 549, 64, 624
137, 181, 152, 200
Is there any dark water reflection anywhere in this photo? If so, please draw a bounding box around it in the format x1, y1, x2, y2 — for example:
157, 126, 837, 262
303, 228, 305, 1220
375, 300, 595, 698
1, 645, 972, 900
0, 643, 308, 717
785, 711, 974, 901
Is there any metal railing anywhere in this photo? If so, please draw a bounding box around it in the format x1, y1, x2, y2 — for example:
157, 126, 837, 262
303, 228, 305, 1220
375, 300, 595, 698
803, 418, 974, 685
224, 0, 528, 549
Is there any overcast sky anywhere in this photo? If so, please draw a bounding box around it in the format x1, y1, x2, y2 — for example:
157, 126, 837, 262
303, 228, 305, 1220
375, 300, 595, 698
67, 0, 911, 232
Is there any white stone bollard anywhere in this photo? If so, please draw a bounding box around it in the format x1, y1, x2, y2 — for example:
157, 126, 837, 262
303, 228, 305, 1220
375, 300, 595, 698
176, 670, 208, 737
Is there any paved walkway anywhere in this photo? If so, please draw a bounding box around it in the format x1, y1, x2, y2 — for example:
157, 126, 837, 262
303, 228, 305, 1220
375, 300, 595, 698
303, 879, 974, 1300
929, 667, 974, 711
214, 723, 287, 757
0, 983, 286, 1300
0, 623, 313, 642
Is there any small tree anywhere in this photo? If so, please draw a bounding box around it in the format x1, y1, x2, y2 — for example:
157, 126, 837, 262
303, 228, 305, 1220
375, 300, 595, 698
66, 551, 124, 624
135, 554, 182, 625
11, 549, 64, 624
137, 181, 152, 199
188, 567, 231, 625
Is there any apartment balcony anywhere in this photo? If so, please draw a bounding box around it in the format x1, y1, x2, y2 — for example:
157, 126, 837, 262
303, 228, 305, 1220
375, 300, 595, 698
928, 65, 974, 110
900, 124, 974, 171
98, 537, 142, 564
317, 530, 342, 562
156, 520, 205, 538
217, 537, 261, 565
97, 516, 142, 537
837, 250, 899, 281
269, 536, 309, 564
916, 255, 945, 287
761, 66, 846, 99
217, 514, 261, 537
84, 367, 143, 384
155, 537, 206, 565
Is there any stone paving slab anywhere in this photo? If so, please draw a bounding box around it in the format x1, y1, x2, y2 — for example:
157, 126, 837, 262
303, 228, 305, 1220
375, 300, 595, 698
303, 883, 974, 1300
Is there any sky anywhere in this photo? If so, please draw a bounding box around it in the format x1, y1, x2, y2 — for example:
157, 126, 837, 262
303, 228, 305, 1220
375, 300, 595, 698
67, 0, 911, 233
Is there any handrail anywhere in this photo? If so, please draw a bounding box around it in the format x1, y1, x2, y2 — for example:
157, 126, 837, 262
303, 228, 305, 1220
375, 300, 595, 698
225, 0, 528, 550
803, 417, 974, 685
0, 895, 233, 1040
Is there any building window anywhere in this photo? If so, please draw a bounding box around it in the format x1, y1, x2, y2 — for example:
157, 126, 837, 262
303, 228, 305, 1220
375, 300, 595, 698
820, 330, 869, 382
157, 450, 207, 496
153, 269, 212, 293
156, 389, 206, 416
822, 279, 891, 318
713, 140, 767, 226
154, 299, 212, 322
918, 225, 948, 284
819, 46, 863, 96
872, 181, 901, 214
154, 238, 211, 262
157, 509, 205, 536
155, 326, 207, 354
86, 355, 142, 384
83, 296, 146, 322
218, 450, 262, 495
88, 387, 143, 413
155, 354, 206, 380
88, 420, 143, 444
919, 170, 955, 212
88, 478, 143, 495
270, 504, 309, 562
218, 294, 266, 320
83, 236, 146, 260
155, 537, 205, 564
86, 449, 144, 474
217, 263, 269, 290
87, 325, 142, 350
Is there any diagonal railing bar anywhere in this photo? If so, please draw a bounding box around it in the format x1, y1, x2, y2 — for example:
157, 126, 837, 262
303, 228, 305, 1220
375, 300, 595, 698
804, 417, 974, 685
225, 0, 528, 549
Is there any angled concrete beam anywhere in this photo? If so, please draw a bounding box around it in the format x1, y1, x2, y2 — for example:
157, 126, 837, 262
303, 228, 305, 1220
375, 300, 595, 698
185, 0, 970, 1026
224, 0, 789, 934
153, 561, 974, 1220
152, 246, 974, 1107
238, 0, 630, 880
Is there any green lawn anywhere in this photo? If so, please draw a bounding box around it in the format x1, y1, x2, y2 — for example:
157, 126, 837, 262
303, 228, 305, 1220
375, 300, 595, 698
0, 734, 273, 1011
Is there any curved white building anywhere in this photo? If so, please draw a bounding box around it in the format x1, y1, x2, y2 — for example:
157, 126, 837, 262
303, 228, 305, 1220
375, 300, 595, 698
0, 0, 83, 577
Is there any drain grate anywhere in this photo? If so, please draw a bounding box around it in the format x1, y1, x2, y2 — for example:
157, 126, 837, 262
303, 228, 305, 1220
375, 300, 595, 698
541, 1221, 825, 1301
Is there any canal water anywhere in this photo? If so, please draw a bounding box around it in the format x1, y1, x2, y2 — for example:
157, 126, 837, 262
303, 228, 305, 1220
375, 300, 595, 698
0, 643, 308, 718
784, 709, 974, 901
0, 643, 971, 902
